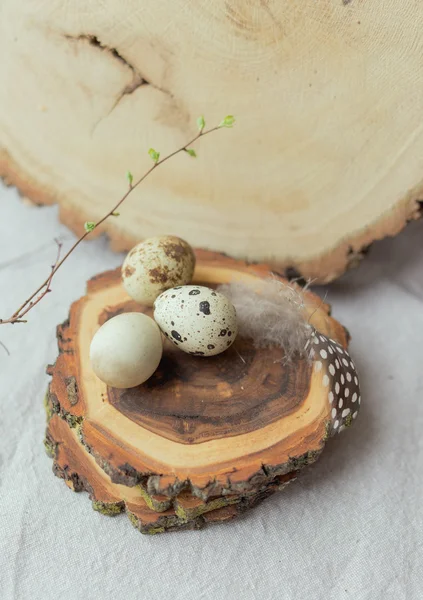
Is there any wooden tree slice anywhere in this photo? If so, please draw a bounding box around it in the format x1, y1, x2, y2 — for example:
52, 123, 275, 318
2, 1, 422, 280
46, 250, 360, 512
45, 413, 232, 533
45, 409, 299, 534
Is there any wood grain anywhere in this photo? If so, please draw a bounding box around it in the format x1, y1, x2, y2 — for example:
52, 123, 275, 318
46, 251, 350, 504
45, 411, 298, 534
2, 1, 423, 280
106, 339, 312, 444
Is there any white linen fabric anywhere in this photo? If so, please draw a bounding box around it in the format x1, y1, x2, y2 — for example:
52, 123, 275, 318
0, 183, 421, 600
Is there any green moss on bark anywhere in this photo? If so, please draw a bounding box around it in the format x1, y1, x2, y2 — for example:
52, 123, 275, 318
127, 511, 140, 530
344, 413, 353, 428
43, 436, 57, 458
43, 390, 54, 422
138, 484, 172, 512
64, 413, 83, 429
92, 500, 124, 516
323, 420, 331, 441
144, 526, 166, 535
175, 495, 239, 521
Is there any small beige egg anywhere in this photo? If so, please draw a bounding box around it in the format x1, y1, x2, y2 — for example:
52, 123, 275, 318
122, 236, 195, 306
154, 285, 238, 357
90, 312, 163, 388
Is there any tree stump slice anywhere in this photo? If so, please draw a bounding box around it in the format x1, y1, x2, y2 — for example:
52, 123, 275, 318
45, 250, 360, 533
2, 1, 423, 281
45, 406, 299, 534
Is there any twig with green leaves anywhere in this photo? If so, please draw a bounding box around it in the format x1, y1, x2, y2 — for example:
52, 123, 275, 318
0, 115, 235, 327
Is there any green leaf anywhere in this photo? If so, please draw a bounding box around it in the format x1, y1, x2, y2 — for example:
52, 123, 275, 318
126, 170, 133, 186
148, 148, 160, 163
219, 115, 235, 128
197, 115, 205, 131
84, 221, 96, 232
111, 212, 120, 217
184, 148, 197, 158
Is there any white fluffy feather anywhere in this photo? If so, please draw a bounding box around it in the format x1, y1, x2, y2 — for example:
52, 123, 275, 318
218, 278, 314, 361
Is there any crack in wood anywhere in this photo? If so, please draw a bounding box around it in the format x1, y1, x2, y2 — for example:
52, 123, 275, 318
64, 34, 143, 80
63, 33, 165, 131
92, 73, 145, 132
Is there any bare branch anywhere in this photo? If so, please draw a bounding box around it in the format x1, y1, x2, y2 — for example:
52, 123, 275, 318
0, 340, 10, 355
17, 239, 63, 320
0, 123, 225, 325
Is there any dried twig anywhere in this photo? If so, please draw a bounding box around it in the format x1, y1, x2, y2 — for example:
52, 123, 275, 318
0, 340, 10, 356
0, 116, 234, 326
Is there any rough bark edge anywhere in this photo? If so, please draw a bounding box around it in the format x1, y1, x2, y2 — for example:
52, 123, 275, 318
45, 380, 327, 501
49, 444, 299, 534
44, 401, 300, 534
2, 147, 421, 282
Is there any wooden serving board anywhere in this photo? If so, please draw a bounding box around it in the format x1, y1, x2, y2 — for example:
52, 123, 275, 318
45, 250, 360, 533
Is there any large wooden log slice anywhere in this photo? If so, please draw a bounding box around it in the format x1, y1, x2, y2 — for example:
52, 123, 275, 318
46, 251, 358, 518
2, 1, 423, 281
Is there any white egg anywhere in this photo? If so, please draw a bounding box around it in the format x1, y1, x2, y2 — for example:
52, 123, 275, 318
90, 312, 163, 388
154, 286, 238, 357
122, 236, 195, 306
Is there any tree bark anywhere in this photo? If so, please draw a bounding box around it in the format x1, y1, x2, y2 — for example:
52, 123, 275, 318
45, 410, 300, 534
2, 1, 422, 281
44, 250, 357, 532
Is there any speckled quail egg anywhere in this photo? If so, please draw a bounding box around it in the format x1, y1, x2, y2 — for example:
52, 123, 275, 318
90, 312, 163, 388
122, 236, 196, 306
154, 285, 238, 357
